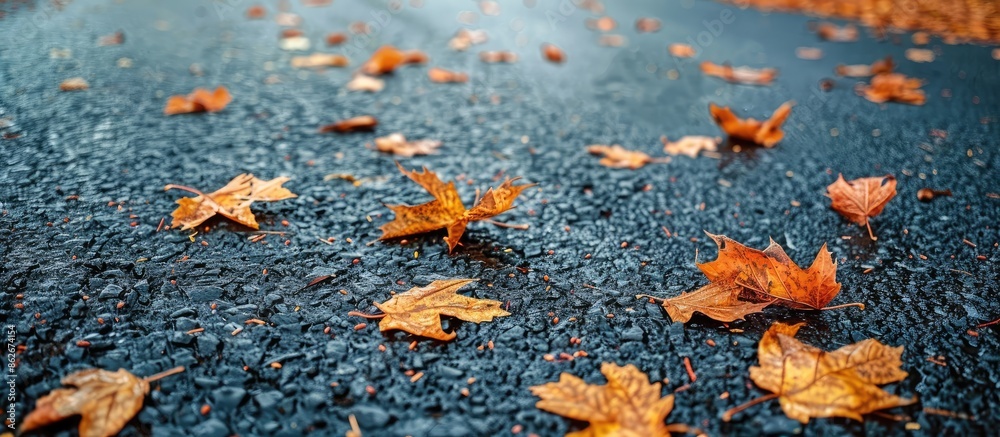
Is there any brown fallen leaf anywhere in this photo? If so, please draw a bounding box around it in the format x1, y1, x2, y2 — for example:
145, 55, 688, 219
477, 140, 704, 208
916, 188, 951, 202
826, 174, 897, 240
531, 362, 692, 436
449, 29, 488, 51
586, 16, 617, 32
587, 144, 670, 169
835, 56, 894, 77
701, 61, 778, 85
709, 101, 793, 147
597, 34, 626, 47
635, 17, 661, 33
326, 32, 348, 46
60, 77, 89, 91
373, 133, 442, 157
668, 43, 695, 58
346, 75, 385, 92
723, 322, 916, 423
427, 67, 469, 83
661, 135, 719, 158
361, 45, 427, 75
348, 278, 509, 341
291, 53, 349, 68
246, 5, 266, 19
379, 163, 533, 252
97, 31, 124, 46
542, 43, 565, 63
164, 86, 232, 115
21, 366, 184, 437
656, 232, 849, 323
795, 47, 823, 60
165, 174, 296, 230
905, 48, 935, 63
480, 50, 518, 63
319, 115, 378, 133
816, 22, 858, 42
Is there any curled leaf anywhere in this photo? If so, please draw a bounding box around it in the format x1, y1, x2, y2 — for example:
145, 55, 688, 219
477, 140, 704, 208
319, 115, 378, 133
635, 17, 661, 33
835, 56, 894, 77
826, 174, 897, 240
480, 50, 518, 63
60, 77, 89, 91
291, 53, 349, 68
668, 43, 695, 58
541, 43, 565, 63
587, 144, 669, 169
449, 29, 488, 51
701, 61, 778, 85
373, 133, 442, 157
361, 45, 427, 75
428, 67, 468, 83
164, 86, 232, 115
709, 101, 793, 147
816, 22, 858, 42
661, 135, 719, 158
346, 75, 385, 92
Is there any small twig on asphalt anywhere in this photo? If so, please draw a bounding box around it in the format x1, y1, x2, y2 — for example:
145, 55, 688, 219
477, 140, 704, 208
721, 393, 779, 422
923, 407, 976, 421
484, 219, 529, 230
348, 311, 386, 319
144, 366, 186, 382
316, 236, 333, 245
820, 302, 866, 311
683, 357, 697, 383
977, 317, 1000, 328
872, 411, 910, 421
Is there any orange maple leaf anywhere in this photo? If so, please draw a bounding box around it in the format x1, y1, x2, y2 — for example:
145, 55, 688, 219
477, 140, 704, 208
860, 73, 926, 105
709, 101, 793, 147
22, 367, 183, 437
826, 174, 897, 240
530, 362, 693, 436
165, 174, 296, 230
164, 86, 232, 115
349, 278, 509, 341
379, 163, 533, 252
723, 322, 916, 423
700, 61, 778, 85
658, 233, 849, 323
361, 45, 427, 75
587, 144, 670, 169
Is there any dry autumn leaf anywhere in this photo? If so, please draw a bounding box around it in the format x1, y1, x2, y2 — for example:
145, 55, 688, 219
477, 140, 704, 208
427, 67, 469, 83
598, 35, 626, 47
586, 16, 617, 32
542, 43, 565, 63
668, 43, 695, 58
816, 22, 858, 42
373, 133, 442, 157
97, 30, 124, 46
861, 73, 926, 105
291, 53, 349, 68
449, 28, 488, 51
21, 366, 184, 437
587, 144, 670, 169
348, 279, 509, 341
723, 322, 916, 423
361, 45, 427, 75
904, 48, 935, 63
700, 61, 778, 86
379, 163, 533, 252
530, 362, 692, 437
165, 174, 296, 230
346, 75, 385, 92
60, 77, 89, 91
835, 56, 894, 77
655, 232, 851, 323
326, 32, 348, 46
661, 135, 719, 158
164, 86, 232, 115
635, 17, 661, 33
319, 115, 378, 133
480, 50, 519, 63
795, 47, 823, 60
826, 174, 897, 240
709, 101, 793, 147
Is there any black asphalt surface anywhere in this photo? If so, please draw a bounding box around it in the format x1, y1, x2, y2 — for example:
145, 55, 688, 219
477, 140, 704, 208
2, 0, 999, 436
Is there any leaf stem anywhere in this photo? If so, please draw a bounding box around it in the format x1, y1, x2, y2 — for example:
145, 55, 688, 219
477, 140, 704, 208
635, 294, 665, 303
484, 219, 530, 230
144, 366, 186, 382
722, 393, 779, 422
820, 302, 866, 311
865, 219, 877, 241
348, 311, 386, 319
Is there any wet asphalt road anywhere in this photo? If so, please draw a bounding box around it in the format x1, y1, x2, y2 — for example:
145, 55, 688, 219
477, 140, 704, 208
1, 0, 999, 436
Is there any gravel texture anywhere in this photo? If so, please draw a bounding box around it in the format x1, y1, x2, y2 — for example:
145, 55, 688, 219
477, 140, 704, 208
1, 1, 999, 436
